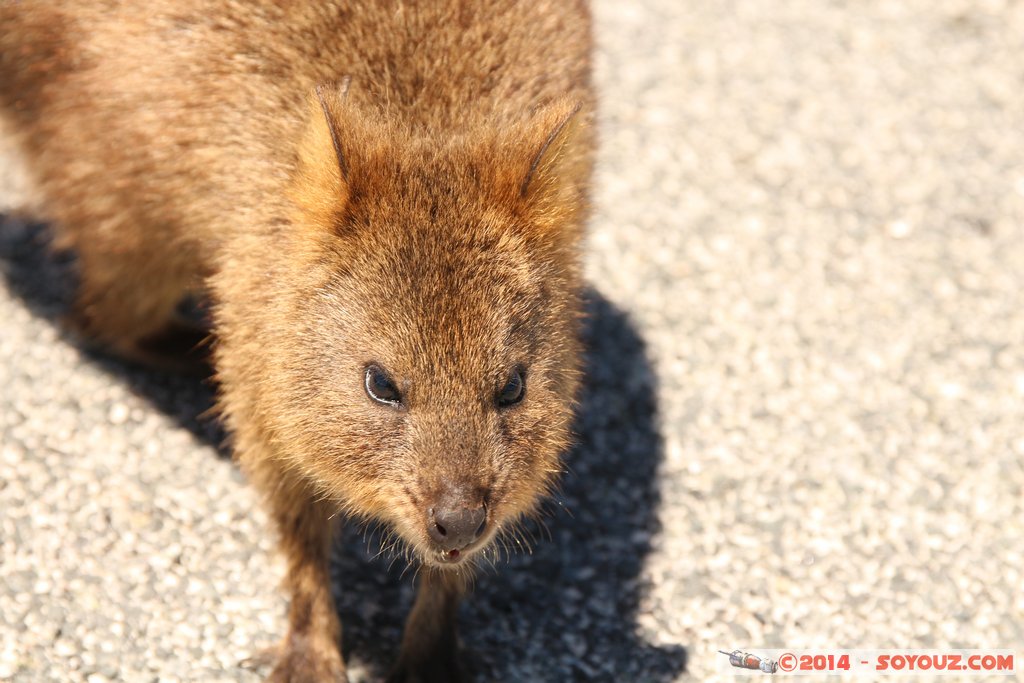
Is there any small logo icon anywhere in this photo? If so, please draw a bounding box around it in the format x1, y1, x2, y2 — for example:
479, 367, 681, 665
719, 649, 779, 674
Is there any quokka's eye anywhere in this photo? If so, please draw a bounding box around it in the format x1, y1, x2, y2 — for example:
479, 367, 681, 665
365, 365, 402, 406
496, 367, 526, 408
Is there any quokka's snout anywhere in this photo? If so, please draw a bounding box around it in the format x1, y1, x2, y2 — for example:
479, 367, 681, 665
424, 482, 489, 562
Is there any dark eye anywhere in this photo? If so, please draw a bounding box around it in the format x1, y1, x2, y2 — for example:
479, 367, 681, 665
365, 365, 402, 406
496, 367, 526, 408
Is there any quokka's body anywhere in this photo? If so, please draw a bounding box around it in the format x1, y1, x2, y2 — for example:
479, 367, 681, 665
0, 1, 593, 680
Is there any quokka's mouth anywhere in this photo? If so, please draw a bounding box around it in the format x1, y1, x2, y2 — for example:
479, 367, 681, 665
429, 541, 480, 567
416, 547, 472, 569
439, 548, 467, 564
420, 528, 497, 568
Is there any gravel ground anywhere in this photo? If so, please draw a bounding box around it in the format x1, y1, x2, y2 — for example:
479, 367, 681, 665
2, 0, 1023, 681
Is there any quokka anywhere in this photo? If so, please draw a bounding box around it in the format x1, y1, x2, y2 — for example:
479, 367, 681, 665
0, 1, 594, 680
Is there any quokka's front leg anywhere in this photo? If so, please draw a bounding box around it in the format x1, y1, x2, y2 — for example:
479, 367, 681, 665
260, 464, 347, 683
388, 569, 467, 683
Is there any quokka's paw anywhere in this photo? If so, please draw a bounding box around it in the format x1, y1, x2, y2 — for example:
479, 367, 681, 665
258, 638, 348, 683
132, 319, 214, 376
61, 309, 213, 377
386, 649, 466, 683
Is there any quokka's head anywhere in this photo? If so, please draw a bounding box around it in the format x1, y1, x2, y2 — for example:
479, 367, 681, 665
268, 84, 591, 568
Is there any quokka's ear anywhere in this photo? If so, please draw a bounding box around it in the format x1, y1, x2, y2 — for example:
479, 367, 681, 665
519, 99, 583, 199
291, 79, 361, 233
314, 78, 352, 182
506, 98, 590, 243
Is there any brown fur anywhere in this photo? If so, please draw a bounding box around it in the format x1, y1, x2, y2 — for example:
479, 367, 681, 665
0, 1, 594, 680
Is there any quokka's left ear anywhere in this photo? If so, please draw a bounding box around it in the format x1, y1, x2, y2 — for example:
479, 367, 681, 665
504, 97, 591, 246
520, 99, 584, 199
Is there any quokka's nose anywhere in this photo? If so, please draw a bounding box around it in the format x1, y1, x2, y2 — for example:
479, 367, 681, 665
427, 503, 487, 551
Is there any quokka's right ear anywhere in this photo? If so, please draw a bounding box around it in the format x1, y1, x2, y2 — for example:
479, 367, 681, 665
314, 79, 352, 183
291, 78, 364, 233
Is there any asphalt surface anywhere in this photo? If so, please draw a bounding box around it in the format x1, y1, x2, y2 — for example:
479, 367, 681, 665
2, 0, 1023, 681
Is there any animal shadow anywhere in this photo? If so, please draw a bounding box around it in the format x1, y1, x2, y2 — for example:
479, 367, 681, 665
0, 215, 687, 682
0, 216, 225, 448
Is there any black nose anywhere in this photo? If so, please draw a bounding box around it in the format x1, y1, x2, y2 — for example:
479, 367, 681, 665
428, 504, 486, 551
